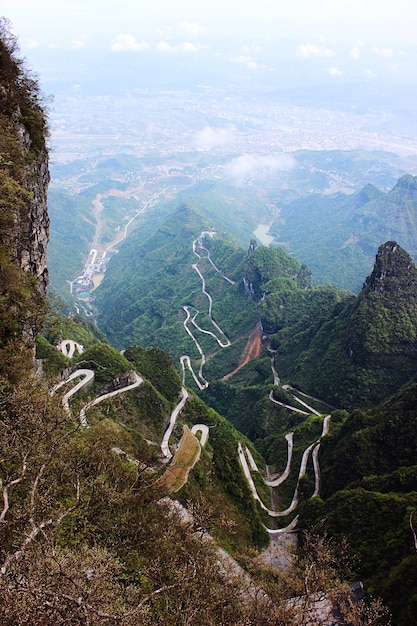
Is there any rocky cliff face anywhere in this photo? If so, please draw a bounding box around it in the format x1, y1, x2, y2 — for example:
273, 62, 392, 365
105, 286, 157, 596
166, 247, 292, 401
0, 23, 50, 294
364, 240, 417, 294
15, 124, 50, 293
277, 240, 417, 409
0, 22, 50, 377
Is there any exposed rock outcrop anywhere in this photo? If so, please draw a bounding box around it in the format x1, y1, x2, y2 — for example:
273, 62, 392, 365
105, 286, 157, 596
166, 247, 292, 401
364, 240, 417, 294
16, 126, 50, 293
0, 21, 50, 377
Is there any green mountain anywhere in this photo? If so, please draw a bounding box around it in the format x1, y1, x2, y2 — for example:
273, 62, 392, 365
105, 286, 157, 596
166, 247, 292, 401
299, 383, 417, 626
1, 28, 280, 624
274, 241, 417, 409
47, 188, 95, 295
199, 241, 417, 623
96, 204, 259, 370
5, 21, 415, 625
270, 174, 417, 292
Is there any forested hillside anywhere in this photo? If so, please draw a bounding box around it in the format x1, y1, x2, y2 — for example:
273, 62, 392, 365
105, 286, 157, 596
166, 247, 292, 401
96, 204, 261, 378
4, 19, 417, 625
274, 241, 417, 409
300, 383, 417, 626
270, 174, 417, 292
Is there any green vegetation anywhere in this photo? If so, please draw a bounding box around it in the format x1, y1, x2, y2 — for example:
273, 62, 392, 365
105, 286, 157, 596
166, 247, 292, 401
96, 204, 259, 378
299, 382, 417, 626
1, 22, 398, 625
75, 343, 132, 385
156, 426, 201, 492
35, 333, 71, 375
269, 174, 417, 292
47, 189, 95, 296
274, 242, 417, 409
0, 19, 49, 384
124, 345, 181, 403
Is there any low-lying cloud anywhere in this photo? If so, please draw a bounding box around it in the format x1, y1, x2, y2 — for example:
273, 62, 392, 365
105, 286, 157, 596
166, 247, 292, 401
156, 41, 198, 53
111, 34, 150, 51
193, 126, 235, 149
224, 153, 295, 185
296, 43, 335, 58
328, 66, 342, 76
180, 22, 204, 37
232, 55, 258, 69
111, 34, 199, 53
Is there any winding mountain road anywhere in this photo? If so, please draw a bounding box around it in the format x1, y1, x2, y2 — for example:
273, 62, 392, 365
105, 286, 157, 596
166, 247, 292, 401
180, 231, 234, 389
191, 424, 209, 447
265, 433, 294, 488
57, 340, 84, 358
238, 364, 333, 534
198, 241, 236, 285
53, 332, 333, 539
52, 369, 143, 428
78, 372, 143, 428
269, 390, 309, 416
161, 387, 190, 460
51, 369, 94, 414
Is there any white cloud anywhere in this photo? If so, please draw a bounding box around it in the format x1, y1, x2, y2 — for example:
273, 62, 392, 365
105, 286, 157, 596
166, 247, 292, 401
349, 46, 361, 60
241, 43, 262, 54
372, 46, 394, 58
180, 21, 203, 36
193, 126, 235, 149
328, 66, 342, 76
296, 43, 335, 58
364, 69, 377, 79
72, 33, 89, 48
224, 153, 295, 185
233, 55, 252, 63
232, 55, 257, 68
180, 41, 199, 52
111, 33, 150, 52
27, 39, 41, 48
156, 40, 198, 53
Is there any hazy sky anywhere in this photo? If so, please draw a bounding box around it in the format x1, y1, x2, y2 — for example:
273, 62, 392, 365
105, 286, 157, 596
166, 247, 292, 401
2, 0, 417, 104
3, 0, 417, 52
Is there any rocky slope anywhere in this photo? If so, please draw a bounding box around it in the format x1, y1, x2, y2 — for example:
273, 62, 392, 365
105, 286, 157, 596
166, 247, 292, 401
0, 21, 49, 290
275, 241, 417, 409
0, 20, 49, 378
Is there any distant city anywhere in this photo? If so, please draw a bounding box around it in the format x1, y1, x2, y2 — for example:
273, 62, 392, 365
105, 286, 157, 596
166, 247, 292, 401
49, 89, 417, 165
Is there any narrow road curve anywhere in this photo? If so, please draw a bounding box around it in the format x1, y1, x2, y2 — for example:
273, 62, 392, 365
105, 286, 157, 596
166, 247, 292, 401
321, 415, 331, 437
288, 394, 322, 416
52, 347, 208, 491
161, 387, 190, 460
51, 369, 95, 414
265, 433, 294, 488
238, 441, 316, 518
270, 355, 280, 386
190, 424, 209, 447
180, 355, 208, 391
190, 260, 230, 347
198, 242, 236, 285
187, 305, 230, 348
238, 403, 332, 529
79, 372, 143, 428
265, 515, 299, 535
57, 340, 84, 358
269, 390, 309, 415
283, 385, 336, 412
311, 443, 321, 498
180, 231, 233, 389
